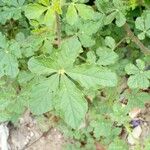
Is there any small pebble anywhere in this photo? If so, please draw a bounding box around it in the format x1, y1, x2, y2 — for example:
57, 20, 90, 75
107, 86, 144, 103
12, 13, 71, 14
19, 118, 24, 124
26, 135, 31, 140
30, 131, 34, 137
58, 134, 62, 139
127, 125, 142, 145
129, 108, 141, 119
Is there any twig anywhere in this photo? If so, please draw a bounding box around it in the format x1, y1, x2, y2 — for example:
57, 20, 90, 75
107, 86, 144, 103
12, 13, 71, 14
22, 127, 52, 150
124, 23, 150, 55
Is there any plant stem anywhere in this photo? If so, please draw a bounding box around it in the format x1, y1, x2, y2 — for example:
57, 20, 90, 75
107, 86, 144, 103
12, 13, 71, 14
114, 37, 126, 50
55, 12, 61, 47
124, 23, 150, 55
78, 55, 87, 62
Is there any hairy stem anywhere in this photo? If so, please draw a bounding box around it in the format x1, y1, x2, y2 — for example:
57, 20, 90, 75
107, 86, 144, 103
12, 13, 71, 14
55, 12, 61, 47
124, 23, 150, 55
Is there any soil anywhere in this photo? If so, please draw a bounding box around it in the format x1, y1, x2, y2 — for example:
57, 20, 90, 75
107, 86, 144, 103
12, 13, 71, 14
2, 104, 150, 150
8, 111, 66, 150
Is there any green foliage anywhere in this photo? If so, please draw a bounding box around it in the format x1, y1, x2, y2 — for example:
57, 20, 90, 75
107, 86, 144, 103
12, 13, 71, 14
125, 59, 150, 89
96, 0, 127, 27
0, 0, 25, 24
0, 32, 21, 78
108, 138, 128, 150
135, 11, 150, 40
126, 90, 150, 110
0, 0, 150, 149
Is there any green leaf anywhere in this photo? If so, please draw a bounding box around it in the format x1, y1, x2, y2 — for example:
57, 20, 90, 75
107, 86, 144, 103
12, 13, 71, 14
138, 32, 145, 40
66, 3, 78, 25
0, 85, 25, 122
0, 1, 24, 24
108, 138, 128, 150
76, 4, 95, 20
28, 56, 57, 75
110, 103, 129, 125
79, 34, 95, 47
136, 59, 145, 70
24, 2, 57, 28
105, 36, 116, 50
125, 60, 150, 89
28, 36, 82, 74
0, 51, 19, 78
104, 11, 117, 25
91, 118, 121, 143
145, 13, 150, 30
91, 119, 112, 138
59, 36, 83, 68
0, 32, 7, 48
145, 70, 150, 79
146, 29, 150, 38
86, 51, 96, 64
66, 64, 117, 89
39, 0, 50, 6
135, 17, 145, 31
0, 112, 11, 123
135, 12, 150, 39
56, 75, 88, 129
115, 12, 126, 27
29, 74, 59, 115
43, 8, 56, 27
96, 47, 118, 66
9, 41, 22, 58
76, 21, 100, 47
18, 71, 34, 84
125, 64, 139, 75
51, 0, 62, 14
127, 73, 149, 89
127, 91, 150, 110
24, 3, 47, 19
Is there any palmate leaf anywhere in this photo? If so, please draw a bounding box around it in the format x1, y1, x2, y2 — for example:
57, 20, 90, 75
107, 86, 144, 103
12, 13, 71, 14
96, 47, 118, 66
0, 0, 25, 24
25, 0, 61, 27
125, 59, 150, 89
28, 36, 83, 73
135, 12, 150, 40
28, 37, 117, 128
77, 21, 101, 47
24, 2, 56, 28
96, 36, 118, 66
96, 0, 127, 27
